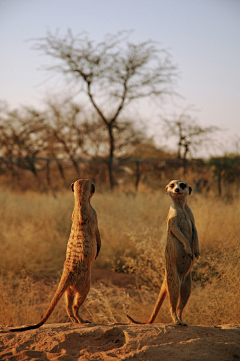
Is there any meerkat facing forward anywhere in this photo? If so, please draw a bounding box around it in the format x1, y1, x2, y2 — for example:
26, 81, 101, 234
127, 180, 199, 326
10, 179, 101, 332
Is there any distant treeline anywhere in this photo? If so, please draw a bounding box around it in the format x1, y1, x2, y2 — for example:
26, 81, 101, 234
1, 155, 240, 198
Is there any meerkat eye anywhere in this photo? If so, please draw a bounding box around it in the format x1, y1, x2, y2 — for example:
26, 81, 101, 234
170, 183, 175, 188
180, 183, 187, 190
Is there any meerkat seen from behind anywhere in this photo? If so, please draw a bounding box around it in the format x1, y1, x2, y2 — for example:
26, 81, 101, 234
10, 179, 101, 332
127, 180, 199, 326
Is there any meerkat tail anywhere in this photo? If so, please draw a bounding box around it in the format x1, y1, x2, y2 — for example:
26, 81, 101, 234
9, 323, 44, 332
127, 281, 167, 325
126, 314, 147, 324
9, 277, 68, 332
147, 285, 167, 324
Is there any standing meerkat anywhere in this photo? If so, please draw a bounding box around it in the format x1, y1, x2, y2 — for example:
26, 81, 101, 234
127, 180, 199, 326
10, 179, 101, 332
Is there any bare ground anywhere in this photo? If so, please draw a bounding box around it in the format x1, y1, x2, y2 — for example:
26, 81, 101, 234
0, 271, 239, 360
0, 323, 239, 361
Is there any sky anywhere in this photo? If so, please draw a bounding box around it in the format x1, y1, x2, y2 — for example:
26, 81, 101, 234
0, 0, 240, 156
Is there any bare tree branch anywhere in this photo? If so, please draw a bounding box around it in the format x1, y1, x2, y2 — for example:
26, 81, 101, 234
33, 29, 178, 188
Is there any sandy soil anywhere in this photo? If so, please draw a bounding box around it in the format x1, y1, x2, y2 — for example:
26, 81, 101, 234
0, 323, 239, 361
1, 271, 239, 360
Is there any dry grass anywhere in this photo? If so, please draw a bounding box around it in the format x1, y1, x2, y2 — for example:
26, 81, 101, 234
0, 186, 240, 327
0, 190, 72, 277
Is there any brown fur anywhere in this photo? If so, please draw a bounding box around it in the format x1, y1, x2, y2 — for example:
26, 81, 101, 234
127, 180, 199, 326
10, 179, 101, 332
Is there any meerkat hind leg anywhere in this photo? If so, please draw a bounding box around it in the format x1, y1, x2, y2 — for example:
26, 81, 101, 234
167, 269, 184, 326
66, 288, 79, 323
73, 283, 91, 323
177, 273, 191, 326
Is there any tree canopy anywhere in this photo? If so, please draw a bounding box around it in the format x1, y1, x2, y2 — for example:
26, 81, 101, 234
33, 30, 178, 188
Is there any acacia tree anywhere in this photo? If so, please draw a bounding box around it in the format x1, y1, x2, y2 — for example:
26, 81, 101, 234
34, 30, 178, 188
162, 109, 219, 161
208, 155, 240, 197
0, 106, 46, 177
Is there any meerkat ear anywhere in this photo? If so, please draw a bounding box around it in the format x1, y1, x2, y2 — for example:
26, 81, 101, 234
189, 186, 192, 195
71, 183, 74, 192
91, 183, 95, 194
165, 185, 169, 194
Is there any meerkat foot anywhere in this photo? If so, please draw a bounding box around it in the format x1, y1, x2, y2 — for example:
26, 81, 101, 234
175, 320, 188, 326
80, 319, 91, 324
171, 310, 188, 326
69, 316, 79, 323
69, 314, 90, 323
75, 315, 91, 324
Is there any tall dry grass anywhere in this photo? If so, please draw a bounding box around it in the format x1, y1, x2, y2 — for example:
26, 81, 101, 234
0, 190, 72, 277
0, 186, 239, 327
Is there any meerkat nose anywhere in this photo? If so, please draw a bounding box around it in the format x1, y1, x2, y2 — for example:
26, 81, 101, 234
175, 188, 179, 193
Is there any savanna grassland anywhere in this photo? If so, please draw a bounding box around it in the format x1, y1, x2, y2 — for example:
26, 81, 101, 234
0, 186, 239, 328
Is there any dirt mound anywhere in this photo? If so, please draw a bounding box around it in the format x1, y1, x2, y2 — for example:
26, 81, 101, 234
0, 323, 239, 360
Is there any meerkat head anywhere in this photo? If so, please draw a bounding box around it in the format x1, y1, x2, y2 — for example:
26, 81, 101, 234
71, 179, 95, 201
166, 180, 192, 199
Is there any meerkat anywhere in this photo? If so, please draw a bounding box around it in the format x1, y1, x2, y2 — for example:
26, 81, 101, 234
127, 180, 199, 326
9, 179, 101, 332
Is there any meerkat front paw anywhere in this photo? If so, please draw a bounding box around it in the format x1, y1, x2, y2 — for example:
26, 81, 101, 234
185, 246, 193, 260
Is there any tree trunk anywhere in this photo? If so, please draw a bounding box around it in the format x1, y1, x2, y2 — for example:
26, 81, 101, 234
55, 159, 66, 181
70, 157, 80, 176
135, 160, 141, 191
25, 157, 38, 178
217, 168, 222, 197
46, 159, 51, 186
177, 141, 182, 159
107, 124, 115, 190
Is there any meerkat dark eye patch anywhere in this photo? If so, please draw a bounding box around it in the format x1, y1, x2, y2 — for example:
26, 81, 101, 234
91, 183, 95, 194
180, 183, 187, 190
170, 183, 175, 188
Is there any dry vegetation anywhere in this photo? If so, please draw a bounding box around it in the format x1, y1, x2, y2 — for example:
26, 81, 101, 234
0, 185, 239, 328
